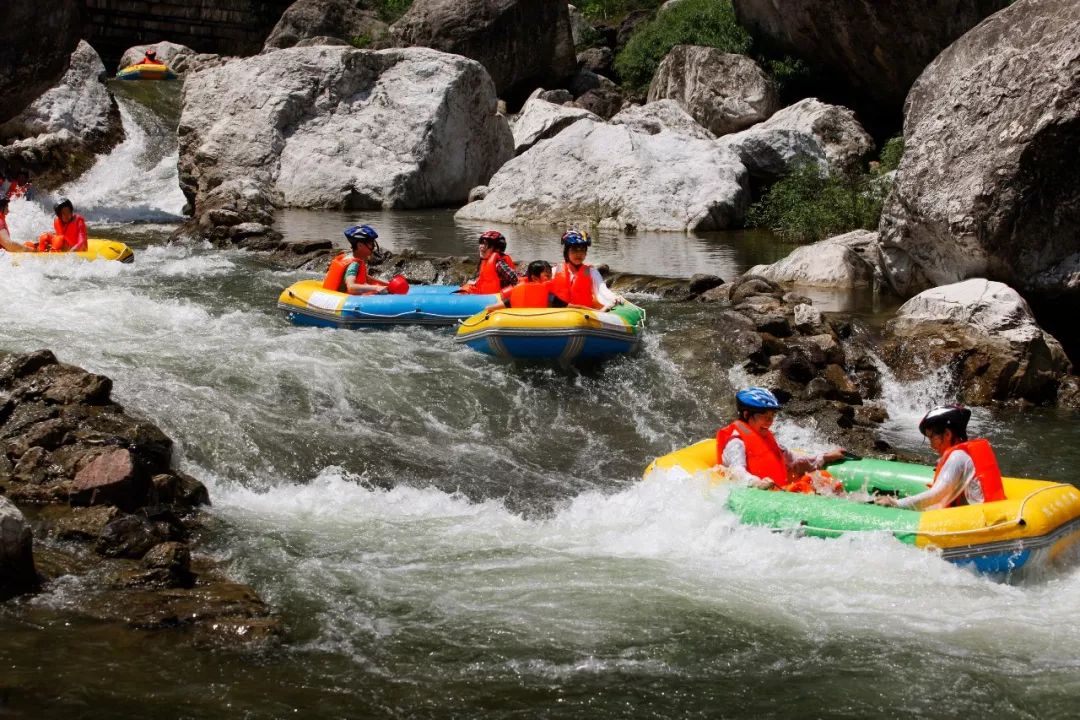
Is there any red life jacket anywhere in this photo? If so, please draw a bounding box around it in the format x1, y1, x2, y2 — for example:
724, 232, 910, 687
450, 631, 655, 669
935, 438, 1006, 504
716, 420, 788, 488
550, 262, 600, 309
142, 55, 164, 65
464, 252, 514, 295
38, 215, 87, 252
507, 280, 551, 308
322, 253, 366, 292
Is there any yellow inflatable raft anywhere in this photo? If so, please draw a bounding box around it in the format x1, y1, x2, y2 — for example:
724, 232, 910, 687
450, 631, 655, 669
16, 239, 134, 263
645, 439, 1080, 575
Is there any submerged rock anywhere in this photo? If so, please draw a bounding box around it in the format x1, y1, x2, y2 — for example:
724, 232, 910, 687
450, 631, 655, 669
883, 279, 1073, 405
876, 0, 1080, 298
0, 41, 124, 188
390, 0, 577, 101
647, 46, 779, 137
456, 118, 749, 232
178, 46, 513, 244
0, 496, 36, 600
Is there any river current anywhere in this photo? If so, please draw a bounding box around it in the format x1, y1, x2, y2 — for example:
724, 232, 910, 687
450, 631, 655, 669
1, 83, 1079, 719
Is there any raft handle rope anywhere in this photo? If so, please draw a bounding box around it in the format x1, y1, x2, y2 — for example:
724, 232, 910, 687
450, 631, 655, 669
780, 483, 1073, 539
457, 304, 645, 329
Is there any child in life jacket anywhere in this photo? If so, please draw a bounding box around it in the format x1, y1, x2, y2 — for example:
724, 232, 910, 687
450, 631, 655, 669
484, 260, 555, 312
716, 387, 846, 493
141, 48, 164, 65
874, 405, 1005, 509
0, 197, 26, 253
35, 198, 87, 252
459, 230, 518, 295
322, 224, 390, 295
549, 229, 624, 311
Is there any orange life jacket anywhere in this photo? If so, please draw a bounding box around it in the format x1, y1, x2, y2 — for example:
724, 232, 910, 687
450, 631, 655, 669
37, 215, 87, 252
935, 438, 1005, 504
716, 420, 788, 488
507, 279, 551, 308
463, 252, 515, 295
142, 56, 164, 65
550, 262, 600, 309
322, 253, 366, 292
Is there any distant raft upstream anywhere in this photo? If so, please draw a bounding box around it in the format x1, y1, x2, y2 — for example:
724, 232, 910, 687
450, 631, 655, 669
278, 280, 498, 328
116, 63, 178, 80
455, 304, 646, 362
645, 439, 1080, 576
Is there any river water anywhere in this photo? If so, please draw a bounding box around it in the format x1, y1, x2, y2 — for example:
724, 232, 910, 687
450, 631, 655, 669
1, 83, 1079, 719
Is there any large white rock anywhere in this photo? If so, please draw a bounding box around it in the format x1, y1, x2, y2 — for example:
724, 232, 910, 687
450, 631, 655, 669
884, 279, 1072, 404
0, 40, 121, 183
178, 46, 513, 242
749, 230, 880, 288
719, 98, 874, 179
456, 118, 749, 232
610, 100, 715, 141
513, 98, 598, 155
647, 46, 779, 137
0, 496, 35, 600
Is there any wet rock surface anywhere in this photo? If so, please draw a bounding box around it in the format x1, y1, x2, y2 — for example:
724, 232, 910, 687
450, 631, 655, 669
749, 230, 880, 288
0, 0, 82, 126
263, 0, 387, 51
0, 350, 279, 644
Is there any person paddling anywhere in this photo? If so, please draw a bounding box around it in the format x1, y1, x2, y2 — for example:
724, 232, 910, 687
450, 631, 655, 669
322, 224, 390, 295
874, 405, 1005, 509
716, 387, 846, 493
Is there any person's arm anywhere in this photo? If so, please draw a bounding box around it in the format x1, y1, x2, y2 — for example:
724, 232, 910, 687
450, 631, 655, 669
69, 216, 87, 252
589, 267, 623, 310
895, 451, 974, 511
344, 262, 387, 295
483, 296, 507, 313
0, 226, 24, 252
721, 437, 774, 489
783, 445, 845, 475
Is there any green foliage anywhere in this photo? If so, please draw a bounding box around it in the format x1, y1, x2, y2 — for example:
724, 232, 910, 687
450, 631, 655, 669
372, 0, 412, 22
614, 0, 752, 92
576, 0, 664, 21
747, 162, 887, 244
877, 135, 904, 174
349, 34, 372, 49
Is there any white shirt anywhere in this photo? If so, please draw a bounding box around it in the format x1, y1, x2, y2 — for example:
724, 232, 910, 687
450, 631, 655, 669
721, 436, 825, 488
897, 449, 979, 510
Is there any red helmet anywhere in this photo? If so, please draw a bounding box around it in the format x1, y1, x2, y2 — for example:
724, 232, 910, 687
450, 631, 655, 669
479, 230, 507, 252
387, 275, 409, 295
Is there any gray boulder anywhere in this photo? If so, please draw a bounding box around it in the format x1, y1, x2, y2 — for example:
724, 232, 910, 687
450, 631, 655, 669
732, 0, 1011, 117
0, 0, 81, 125
883, 279, 1072, 405
610, 100, 715, 141
568, 4, 592, 48
178, 46, 513, 244
456, 118, 749, 232
577, 47, 613, 77
876, 0, 1080, 299
263, 0, 387, 51
0, 41, 123, 187
513, 99, 598, 155
749, 230, 880, 288
647, 46, 779, 137
390, 0, 577, 100
719, 98, 873, 179
0, 496, 36, 600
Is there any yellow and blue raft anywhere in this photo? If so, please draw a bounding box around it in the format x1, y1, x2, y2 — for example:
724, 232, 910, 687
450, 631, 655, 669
116, 63, 178, 81
15, 238, 134, 263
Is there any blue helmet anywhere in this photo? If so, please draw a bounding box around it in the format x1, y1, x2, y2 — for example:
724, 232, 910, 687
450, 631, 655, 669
344, 224, 378, 245
561, 229, 591, 248
735, 387, 781, 412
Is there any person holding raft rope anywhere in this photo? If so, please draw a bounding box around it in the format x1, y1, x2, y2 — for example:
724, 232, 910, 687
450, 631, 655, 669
874, 405, 1005, 510
716, 387, 847, 494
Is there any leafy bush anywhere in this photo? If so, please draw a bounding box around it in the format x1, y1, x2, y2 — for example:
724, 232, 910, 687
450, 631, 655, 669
614, 0, 751, 92
746, 162, 888, 244
878, 135, 904, 174
372, 0, 412, 22
576, 0, 664, 21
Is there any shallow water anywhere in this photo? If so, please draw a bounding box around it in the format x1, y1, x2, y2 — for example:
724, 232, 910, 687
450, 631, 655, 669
1, 87, 1079, 719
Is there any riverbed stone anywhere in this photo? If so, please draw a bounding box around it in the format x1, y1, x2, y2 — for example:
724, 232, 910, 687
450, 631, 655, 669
389, 0, 577, 101
647, 46, 779, 137
876, 0, 1080, 300
69, 447, 147, 511
610, 100, 715, 140
0, 41, 124, 188
456, 118, 749, 232
263, 0, 388, 52
513, 99, 599, 155
749, 230, 880, 288
0, 496, 36, 600
883, 279, 1073, 405
179, 46, 513, 244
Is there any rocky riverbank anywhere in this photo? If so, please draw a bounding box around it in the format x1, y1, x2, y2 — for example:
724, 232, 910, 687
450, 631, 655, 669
0, 350, 279, 645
